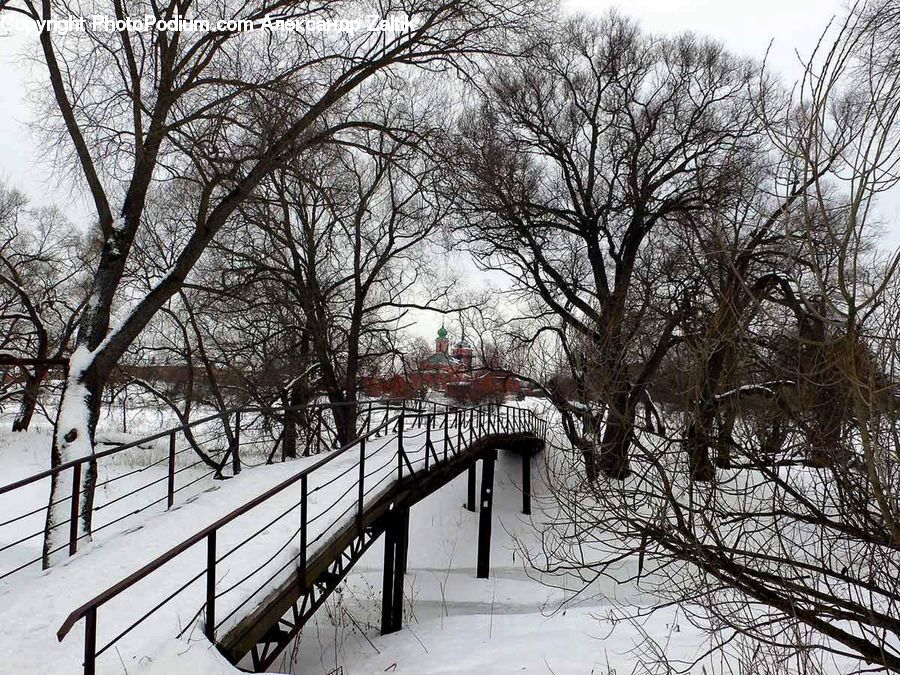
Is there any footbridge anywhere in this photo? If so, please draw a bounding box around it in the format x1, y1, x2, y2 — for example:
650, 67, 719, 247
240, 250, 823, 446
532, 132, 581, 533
20, 400, 546, 673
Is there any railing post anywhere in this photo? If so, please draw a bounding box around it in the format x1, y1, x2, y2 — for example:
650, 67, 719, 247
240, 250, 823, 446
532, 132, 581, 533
397, 402, 405, 482
231, 412, 241, 476
381, 399, 390, 438
84, 606, 96, 675
69, 462, 81, 556
425, 414, 432, 471
357, 438, 366, 535
300, 474, 308, 587
444, 410, 449, 461
206, 531, 216, 642
167, 431, 176, 508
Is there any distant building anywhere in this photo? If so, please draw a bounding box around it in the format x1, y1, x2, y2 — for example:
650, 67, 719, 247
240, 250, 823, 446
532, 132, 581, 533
419, 325, 467, 382
362, 326, 525, 402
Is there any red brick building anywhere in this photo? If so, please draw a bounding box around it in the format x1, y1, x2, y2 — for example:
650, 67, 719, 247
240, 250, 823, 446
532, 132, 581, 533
362, 326, 524, 402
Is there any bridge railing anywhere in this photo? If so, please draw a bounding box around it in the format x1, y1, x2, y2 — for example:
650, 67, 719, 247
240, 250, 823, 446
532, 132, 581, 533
53, 400, 546, 675
0, 398, 435, 583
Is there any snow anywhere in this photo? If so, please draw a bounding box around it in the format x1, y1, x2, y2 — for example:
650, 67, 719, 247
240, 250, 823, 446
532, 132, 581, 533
282, 402, 868, 675
55, 347, 92, 456
338, 609, 688, 674
0, 408, 537, 674
0, 399, 869, 675
285, 442, 721, 674
0, 455, 312, 673
136, 638, 243, 674
0, 418, 242, 584
715, 380, 795, 400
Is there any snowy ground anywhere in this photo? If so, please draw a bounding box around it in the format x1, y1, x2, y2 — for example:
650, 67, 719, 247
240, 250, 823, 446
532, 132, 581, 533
280, 452, 715, 675
281, 454, 605, 674
0, 406, 537, 674
278, 437, 863, 675
0, 399, 866, 675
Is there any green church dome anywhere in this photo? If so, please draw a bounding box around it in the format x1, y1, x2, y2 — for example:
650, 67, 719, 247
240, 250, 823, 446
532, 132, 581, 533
437, 325, 448, 339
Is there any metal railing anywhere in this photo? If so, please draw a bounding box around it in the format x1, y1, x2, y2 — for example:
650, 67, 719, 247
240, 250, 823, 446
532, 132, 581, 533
0, 399, 427, 582
53, 400, 546, 675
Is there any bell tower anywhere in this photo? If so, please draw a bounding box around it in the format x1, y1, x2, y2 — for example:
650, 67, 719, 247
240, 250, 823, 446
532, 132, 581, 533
435, 325, 449, 354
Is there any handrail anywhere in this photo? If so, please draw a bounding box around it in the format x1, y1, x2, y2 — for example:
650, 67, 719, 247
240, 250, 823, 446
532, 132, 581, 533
0, 397, 516, 495
0, 398, 455, 583
0, 399, 407, 496
56, 410, 402, 641
55, 400, 541, 640
53, 400, 545, 674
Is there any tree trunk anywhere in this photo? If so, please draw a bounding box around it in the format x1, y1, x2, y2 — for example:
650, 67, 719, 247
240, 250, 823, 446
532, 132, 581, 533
808, 391, 848, 467
42, 360, 104, 567
281, 391, 297, 460
330, 393, 358, 447
684, 414, 717, 481
715, 408, 736, 469
598, 392, 634, 480
684, 332, 732, 481
11, 366, 48, 432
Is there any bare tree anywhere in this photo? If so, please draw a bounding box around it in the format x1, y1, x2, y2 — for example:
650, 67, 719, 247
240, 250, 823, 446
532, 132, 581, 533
0, 0, 541, 563
236, 87, 452, 443
451, 12, 761, 478
527, 3, 900, 671
0, 182, 89, 431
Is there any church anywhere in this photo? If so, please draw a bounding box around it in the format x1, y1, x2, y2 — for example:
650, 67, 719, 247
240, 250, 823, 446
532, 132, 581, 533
362, 326, 525, 402
417, 325, 473, 385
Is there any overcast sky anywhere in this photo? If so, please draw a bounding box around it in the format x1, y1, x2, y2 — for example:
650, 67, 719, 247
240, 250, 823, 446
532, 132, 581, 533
0, 0, 853, 220
572, 0, 848, 74
1, 0, 895, 343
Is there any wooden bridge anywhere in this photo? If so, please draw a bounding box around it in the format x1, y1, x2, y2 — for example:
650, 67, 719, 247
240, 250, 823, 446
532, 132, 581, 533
1, 400, 545, 673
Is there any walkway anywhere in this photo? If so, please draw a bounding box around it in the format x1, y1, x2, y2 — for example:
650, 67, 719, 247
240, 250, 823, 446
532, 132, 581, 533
0, 401, 545, 674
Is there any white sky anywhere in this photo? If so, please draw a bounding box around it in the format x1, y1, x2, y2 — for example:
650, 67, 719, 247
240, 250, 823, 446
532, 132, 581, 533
571, 0, 848, 74
1, 0, 897, 343
0, 0, 854, 221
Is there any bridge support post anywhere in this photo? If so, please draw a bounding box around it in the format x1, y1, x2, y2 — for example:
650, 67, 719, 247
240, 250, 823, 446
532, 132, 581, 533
477, 450, 496, 579
380, 508, 409, 635
465, 463, 477, 512
522, 452, 531, 515
380, 516, 396, 634
396, 508, 410, 577
391, 508, 409, 631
